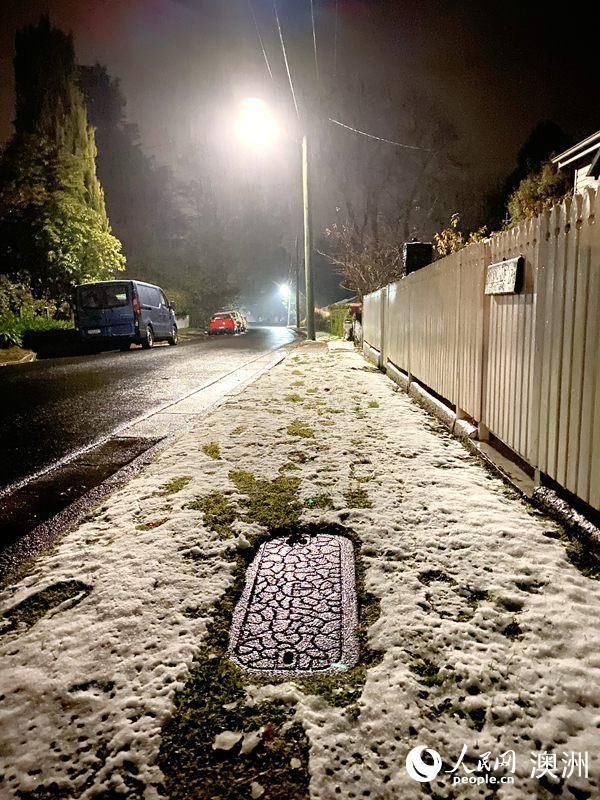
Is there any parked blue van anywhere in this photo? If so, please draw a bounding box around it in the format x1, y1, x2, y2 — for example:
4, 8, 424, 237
74, 280, 178, 350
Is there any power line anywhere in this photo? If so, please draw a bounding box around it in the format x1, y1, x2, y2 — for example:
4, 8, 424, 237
333, 0, 339, 80
310, 0, 319, 84
273, 0, 300, 120
328, 117, 429, 150
248, 0, 273, 81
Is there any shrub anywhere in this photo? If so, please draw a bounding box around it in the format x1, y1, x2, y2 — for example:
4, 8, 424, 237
0, 276, 56, 317
507, 160, 570, 224
434, 213, 487, 257
329, 306, 349, 338
0, 311, 72, 348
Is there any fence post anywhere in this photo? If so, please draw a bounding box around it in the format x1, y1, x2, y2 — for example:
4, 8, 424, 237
380, 286, 388, 370
478, 241, 492, 440
529, 209, 550, 470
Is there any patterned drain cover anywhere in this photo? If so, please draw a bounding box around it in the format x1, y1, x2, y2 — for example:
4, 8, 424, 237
228, 533, 359, 673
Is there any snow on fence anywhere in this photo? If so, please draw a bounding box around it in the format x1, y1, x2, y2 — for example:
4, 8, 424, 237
363, 189, 600, 511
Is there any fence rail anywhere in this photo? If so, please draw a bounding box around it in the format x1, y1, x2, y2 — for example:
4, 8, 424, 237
363, 189, 600, 511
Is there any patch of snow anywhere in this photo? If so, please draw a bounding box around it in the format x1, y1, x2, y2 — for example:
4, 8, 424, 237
212, 731, 243, 751
240, 728, 264, 755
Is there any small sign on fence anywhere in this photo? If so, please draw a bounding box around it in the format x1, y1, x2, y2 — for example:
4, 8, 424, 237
485, 256, 524, 295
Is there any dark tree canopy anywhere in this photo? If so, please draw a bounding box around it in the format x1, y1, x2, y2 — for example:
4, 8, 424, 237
0, 17, 125, 302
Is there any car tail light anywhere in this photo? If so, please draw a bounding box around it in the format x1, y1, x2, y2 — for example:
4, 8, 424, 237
132, 294, 141, 316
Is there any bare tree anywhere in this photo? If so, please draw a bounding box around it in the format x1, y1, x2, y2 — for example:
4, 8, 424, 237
320, 222, 404, 298
316, 85, 470, 296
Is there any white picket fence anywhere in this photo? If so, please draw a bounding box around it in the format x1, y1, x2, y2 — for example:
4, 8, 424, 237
363, 189, 600, 511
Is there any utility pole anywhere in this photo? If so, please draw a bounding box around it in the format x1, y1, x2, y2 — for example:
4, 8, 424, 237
302, 134, 315, 340
287, 254, 292, 327
294, 235, 300, 329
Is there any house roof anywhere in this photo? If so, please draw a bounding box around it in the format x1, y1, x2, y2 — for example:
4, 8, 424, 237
552, 130, 600, 169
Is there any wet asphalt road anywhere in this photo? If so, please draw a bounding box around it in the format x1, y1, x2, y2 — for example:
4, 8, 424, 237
0, 326, 295, 492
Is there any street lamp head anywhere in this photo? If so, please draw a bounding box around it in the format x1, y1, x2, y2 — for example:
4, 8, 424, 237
278, 282, 290, 299
235, 97, 280, 147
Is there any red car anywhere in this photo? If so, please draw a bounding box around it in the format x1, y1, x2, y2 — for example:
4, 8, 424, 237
208, 312, 236, 335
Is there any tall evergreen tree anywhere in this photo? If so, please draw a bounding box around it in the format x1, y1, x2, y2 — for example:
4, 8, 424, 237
0, 17, 125, 302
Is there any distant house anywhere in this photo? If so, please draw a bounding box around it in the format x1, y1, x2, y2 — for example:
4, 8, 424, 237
552, 130, 600, 193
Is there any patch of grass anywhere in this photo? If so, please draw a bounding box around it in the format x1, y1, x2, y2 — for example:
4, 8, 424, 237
565, 538, 600, 580
136, 518, 169, 531
306, 388, 318, 394
154, 475, 193, 496
287, 420, 315, 439
434, 698, 466, 720
231, 426, 245, 435
288, 450, 313, 465
188, 492, 237, 538
202, 442, 221, 460
305, 493, 334, 510
1, 580, 91, 635
280, 462, 301, 472
230, 470, 302, 530
343, 485, 372, 509
284, 393, 303, 403
418, 569, 456, 586
159, 642, 309, 800
367, 400, 379, 408
501, 620, 523, 640
291, 380, 304, 388
455, 586, 490, 622
291, 369, 303, 376
467, 707, 487, 732
409, 658, 453, 688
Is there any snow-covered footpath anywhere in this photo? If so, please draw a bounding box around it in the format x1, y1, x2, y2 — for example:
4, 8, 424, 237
1, 341, 599, 800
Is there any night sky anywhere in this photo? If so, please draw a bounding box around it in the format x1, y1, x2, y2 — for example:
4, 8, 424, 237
1, 0, 598, 192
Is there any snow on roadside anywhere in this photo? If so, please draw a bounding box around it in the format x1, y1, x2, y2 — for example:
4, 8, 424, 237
0, 429, 241, 798
1, 341, 600, 800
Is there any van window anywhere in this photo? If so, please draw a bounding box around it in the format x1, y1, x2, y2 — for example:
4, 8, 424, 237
138, 285, 161, 307
79, 283, 129, 309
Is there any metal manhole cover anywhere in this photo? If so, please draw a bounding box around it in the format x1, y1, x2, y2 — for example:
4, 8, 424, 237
228, 533, 359, 673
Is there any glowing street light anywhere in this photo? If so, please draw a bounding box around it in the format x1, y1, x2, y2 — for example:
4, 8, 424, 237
234, 98, 315, 340
234, 98, 280, 148
278, 282, 290, 299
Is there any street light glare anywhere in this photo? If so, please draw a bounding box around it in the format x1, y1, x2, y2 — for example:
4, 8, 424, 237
278, 282, 290, 298
235, 97, 280, 147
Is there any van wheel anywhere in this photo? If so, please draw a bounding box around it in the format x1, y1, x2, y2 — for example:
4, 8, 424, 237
142, 325, 154, 349
168, 325, 178, 346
